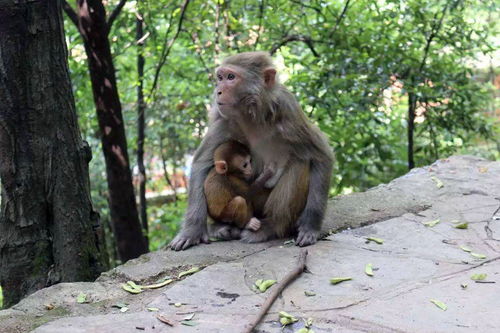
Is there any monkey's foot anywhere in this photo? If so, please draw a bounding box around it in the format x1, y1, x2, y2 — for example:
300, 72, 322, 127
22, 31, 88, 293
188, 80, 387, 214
170, 228, 209, 251
240, 227, 275, 243
210, 224, 241, 240
295, 229, 319, 247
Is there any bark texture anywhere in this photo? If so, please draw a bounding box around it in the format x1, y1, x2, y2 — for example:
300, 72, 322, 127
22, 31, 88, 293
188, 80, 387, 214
0, 0, 103, 307
70, 0, 148, 261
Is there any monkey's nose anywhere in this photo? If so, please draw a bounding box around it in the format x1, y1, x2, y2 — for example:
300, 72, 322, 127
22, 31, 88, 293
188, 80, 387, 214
217, 91, 222, 95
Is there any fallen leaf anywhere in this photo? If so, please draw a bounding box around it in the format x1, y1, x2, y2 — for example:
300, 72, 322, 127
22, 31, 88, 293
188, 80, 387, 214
330, 277, 352, 285
461, 283, 468, 289
471, 273, 487, 281
478, 167, 488, 173
430, 299, 447, 311
122, 283, 142, 294
279, 311, 299, 326
180, 321, 199, 326
255, 279, 263, 288
470, 253, 486, 259
283, 240, 295, 246
258, 279, 277, 292
178, 267, 201, 278
304, 291, 316, 297
127, 281, 141, 289
365, 263, 374, 277
431, 176, 444, 188
112, 303, 128, 309
305, 317, 313, 328
156, 314, 174, 326
183, 313, 195, 321
44, 304, 55, 310
459, 246, 472, 252
453, 222, 468, 229
423, 219, 440, 227
174, 303, 182, 307
140, 279, 173, 289
147, 307, 159, 312
76, 293, 87, 304
120, 306, 129, 313
366, 237, 384, 244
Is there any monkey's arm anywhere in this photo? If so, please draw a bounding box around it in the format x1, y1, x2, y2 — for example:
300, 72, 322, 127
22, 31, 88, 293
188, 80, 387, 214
170, 120, 231, 251
249, 167, 274, 192
295, 157, 333, 247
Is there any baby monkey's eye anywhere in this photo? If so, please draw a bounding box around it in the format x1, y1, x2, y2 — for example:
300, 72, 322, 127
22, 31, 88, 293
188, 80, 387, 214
227, 73, 235, 80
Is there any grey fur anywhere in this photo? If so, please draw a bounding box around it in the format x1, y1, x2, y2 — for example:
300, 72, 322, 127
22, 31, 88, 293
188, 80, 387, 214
170, 52, 333, 250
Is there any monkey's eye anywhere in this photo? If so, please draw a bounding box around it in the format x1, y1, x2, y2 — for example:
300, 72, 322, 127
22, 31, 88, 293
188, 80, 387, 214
217, 74, 223, 81
227, 73, 235, 80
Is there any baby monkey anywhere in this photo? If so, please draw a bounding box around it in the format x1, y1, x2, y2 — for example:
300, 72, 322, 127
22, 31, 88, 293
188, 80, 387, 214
204, 141, 273, 232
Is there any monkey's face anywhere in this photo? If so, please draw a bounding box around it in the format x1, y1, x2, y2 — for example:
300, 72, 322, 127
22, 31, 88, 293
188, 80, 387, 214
231, 154, 252, 180
214, 66, 245, 114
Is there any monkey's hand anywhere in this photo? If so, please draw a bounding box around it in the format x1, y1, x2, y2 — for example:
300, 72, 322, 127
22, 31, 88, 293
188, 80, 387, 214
264, 166, 284, 189
296, 228, 319, 247
170, 222, 210, 251
245, 217, 261, 231
249, 168, 274, 193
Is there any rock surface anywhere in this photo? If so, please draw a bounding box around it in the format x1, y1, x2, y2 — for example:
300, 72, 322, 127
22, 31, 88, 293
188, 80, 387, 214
1, 155, 499, 332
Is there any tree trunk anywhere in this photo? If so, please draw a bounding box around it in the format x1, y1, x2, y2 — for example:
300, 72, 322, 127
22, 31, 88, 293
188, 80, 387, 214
136, 5, 148, 247
74, 0, 148, 261
0, 0, 103, 307
407, 91, 416, 170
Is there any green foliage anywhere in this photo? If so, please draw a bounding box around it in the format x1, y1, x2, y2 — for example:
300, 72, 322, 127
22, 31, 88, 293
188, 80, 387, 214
148, 198, 187, 251
0, 285, 3, 309
63, 0, 499, 259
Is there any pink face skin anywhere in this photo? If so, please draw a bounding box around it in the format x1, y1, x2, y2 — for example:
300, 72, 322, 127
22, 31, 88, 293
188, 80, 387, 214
214, 65, 242, 111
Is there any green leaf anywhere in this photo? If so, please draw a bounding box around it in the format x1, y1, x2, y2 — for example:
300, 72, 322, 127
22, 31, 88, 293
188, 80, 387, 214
365, 263, 374, 276
112, 303, 127, 309
459, 246, 472, 252
304, 291, 316, 297
431, 176, 444, 188
279, 311, 298, 326
76, 293, 87, 304
178, 267, 201, 278
122, 282, 142, 294
183, 313, 195, 321
430, 299, 447, 311
471, 273, 487, 281
120, 306, 129, 313
174, 302, 182, 307
258, 279, 277, 292
470, 253, 486, 259
366, 237, 384, 244
423, 219, 440, 227
147, 307, 159, 312
453, 222, 468, 229
180, 321, 199, 326
140, 279, 173, 289
330, 277, 352, 285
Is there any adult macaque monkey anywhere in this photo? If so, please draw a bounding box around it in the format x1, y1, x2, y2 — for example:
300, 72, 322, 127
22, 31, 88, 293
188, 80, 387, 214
170, 52, 333, 250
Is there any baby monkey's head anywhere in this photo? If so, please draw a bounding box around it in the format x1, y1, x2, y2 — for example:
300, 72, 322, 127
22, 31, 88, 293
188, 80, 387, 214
213, 141, 252, 181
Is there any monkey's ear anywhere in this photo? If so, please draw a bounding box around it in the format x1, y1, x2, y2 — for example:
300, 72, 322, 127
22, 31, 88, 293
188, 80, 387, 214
264, 68, 276, 87
215, 160, 228, 174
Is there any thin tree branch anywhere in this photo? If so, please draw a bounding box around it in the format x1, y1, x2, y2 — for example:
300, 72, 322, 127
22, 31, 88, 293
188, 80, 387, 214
148, 0, 191, 101
107, 0, 128, 30
270, 34, 319, 57
418, 4, 449, 73
328, 0, 351, 39
243, 250, 308, 333
62, 0, 78, 27
253, 0, 265, 50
